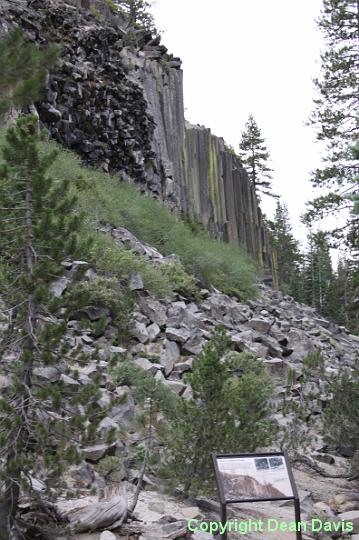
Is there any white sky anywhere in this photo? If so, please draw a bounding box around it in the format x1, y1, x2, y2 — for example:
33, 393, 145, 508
151, 0, 327, 253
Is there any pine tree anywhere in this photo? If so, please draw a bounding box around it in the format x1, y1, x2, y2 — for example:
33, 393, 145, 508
0, 28, 57, 120
301, 231, 335, 316
114, 0, 157, 33
0, 116, 104, 538
336, 258, 359, 334
305, 0, 359, 253
238, 114, 277, 199
324, 364, 359, 459
267, 200, 302, 293
160, 327, 275, 496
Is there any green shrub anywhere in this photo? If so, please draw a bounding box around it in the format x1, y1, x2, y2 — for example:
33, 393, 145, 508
86, 231, 176, 298
283, 349, 359, 461
64, 277, 134, 343
159, 261, 199, 300
96, 455, 125, 482
323, 365, 359, 456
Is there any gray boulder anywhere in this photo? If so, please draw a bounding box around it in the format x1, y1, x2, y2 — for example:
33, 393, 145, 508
133, 322, 149, 344
129, 273, 144, 290
165, 327, 191, 343
249, 318, 272, 333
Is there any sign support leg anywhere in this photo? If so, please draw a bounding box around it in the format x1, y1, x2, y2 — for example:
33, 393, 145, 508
294, 498, 303, 540
220, 503, 227, 540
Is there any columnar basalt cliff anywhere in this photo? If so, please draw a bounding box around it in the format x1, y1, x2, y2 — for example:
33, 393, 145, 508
0, 0, 275, 274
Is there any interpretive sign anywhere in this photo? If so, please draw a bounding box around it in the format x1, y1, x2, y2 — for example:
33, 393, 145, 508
212, 452, 302, 540
216, 453, 293, 501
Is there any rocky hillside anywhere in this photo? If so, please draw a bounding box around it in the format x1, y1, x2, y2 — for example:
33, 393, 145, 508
0, 0, 275, 275
1, 224, 357, 540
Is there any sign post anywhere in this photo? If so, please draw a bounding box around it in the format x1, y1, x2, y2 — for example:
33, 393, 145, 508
212, 451, 303, 540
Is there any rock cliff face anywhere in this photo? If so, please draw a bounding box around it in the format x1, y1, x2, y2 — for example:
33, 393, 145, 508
0, 0, 275, 275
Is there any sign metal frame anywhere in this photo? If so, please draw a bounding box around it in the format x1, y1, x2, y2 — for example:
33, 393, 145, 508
212, 451, 303, 540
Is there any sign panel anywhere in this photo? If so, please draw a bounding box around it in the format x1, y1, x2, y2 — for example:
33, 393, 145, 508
215, 453, 294, 502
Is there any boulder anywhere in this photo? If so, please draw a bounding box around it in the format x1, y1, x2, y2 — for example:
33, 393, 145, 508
160, 521, 188, 538
165, 380, 187, 395
133, 322, 149, 343
97, 417, 119, 435
165, 327, 191, 343
83, 443, 116, 462
183, 330, 207, 355
139, 298, 167, 326
263, 358, 289, 378
65, 462, 95, 490
72, 306, 110, 321
134, 357, 160, 375
191, 532, 214, 540
164, 339, 180, 362
182, 386, 193, 400
147, 322, 161, 342
172, 359, 193, 375
338, 511, 359, 533
112, 387, 135, 427
258, 334, 283, 356
155, 370, 166, 382
100, 532, 117, 540
37, 102, 62, 122
180, 506, 203, 520
50, 275, 71, 297
109, 345, 127, 355
33, 366, 62, 382
129, 273, 144, 290
312, 452, 335, 465
330, 494, 359, 513
60, 373, 80, 387
312, 501, 336, 520
249, 318, 272, 333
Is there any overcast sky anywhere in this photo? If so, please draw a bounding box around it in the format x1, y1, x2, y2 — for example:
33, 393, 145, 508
151, 0, 326, 252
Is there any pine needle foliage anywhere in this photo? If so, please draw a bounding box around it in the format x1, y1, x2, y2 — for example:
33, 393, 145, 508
113, 0, 157, 34
267, 200, 302, 294
0, 28, 58, 119
239, 114, 277, 199
305, 0, 359, 252
283, 349, 359, 462
0, 116, 104, 536
159, 327, 275, 496
323, 364, 359, 456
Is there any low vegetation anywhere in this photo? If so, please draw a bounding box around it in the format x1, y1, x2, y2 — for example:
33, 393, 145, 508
46, 144, 259, 300
114, 327, 275, 497
283, 349, 359, 471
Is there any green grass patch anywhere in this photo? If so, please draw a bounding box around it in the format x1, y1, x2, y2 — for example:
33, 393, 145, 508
47, 143, 259, 299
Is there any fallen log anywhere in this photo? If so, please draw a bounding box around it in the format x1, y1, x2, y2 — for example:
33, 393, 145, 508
60, 486, 127, 533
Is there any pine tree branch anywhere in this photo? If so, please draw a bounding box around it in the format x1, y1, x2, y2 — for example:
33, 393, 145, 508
0, 207, 26, 211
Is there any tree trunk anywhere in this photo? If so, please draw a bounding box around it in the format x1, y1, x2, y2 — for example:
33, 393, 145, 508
129, 397, 153, 514
0, 499, 10, 540
3, 174, 36, 539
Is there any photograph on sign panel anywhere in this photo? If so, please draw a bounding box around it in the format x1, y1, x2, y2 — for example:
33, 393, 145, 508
217, 455, 293, 501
